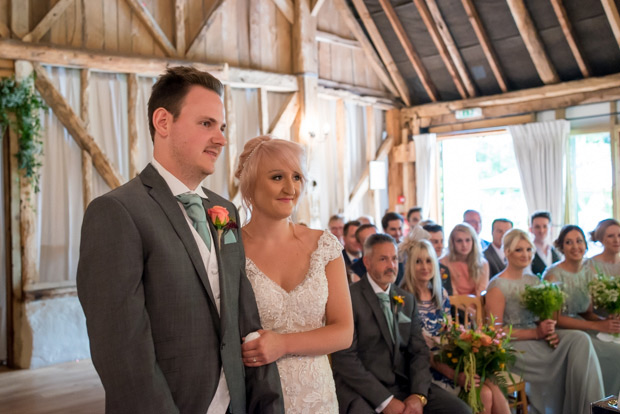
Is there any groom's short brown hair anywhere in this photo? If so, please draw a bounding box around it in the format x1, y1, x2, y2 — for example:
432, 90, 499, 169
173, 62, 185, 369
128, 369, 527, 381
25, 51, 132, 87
147, 66, 223, 140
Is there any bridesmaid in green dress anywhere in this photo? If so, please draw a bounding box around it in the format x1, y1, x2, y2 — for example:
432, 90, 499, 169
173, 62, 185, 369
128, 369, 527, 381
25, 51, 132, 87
584, 218, 620, 277
486, 229, 604, 414
543, 225, 620, 396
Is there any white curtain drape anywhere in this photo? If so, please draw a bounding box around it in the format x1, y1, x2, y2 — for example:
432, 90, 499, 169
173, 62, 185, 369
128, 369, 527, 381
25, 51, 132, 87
345, 102, 370, 221
508, 120, 570, 232
37, 66, 83, 284
134, 76, 156, 174
413, 133, 437, 218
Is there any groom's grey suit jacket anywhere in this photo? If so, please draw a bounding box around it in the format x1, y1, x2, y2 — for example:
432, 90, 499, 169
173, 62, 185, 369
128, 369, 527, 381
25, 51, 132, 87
77, 164, 283, 414
331, 276, 431, 412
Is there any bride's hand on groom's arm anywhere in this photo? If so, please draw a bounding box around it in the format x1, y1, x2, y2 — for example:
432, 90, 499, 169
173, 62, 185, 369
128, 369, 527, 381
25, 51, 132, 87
242, 329, 287, 366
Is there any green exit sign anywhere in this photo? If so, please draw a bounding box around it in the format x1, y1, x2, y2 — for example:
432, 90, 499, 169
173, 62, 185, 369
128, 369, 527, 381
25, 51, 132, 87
455, 107, 482, 120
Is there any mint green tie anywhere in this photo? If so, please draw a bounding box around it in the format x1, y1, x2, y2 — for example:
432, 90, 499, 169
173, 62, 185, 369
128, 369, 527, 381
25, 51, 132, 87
377, 292, 395, 342
176, 193, 211, 250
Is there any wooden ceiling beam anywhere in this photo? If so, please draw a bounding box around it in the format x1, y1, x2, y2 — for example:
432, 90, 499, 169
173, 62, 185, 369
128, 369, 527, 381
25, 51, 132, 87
506, 0, 560, 84
185, 0, 225, 58
124, 0, 176, 57
316, 30, 360, 50
22, 0, 73, 43
349, 0, 412, 105
0, 21, 9, 38
333, 0, 401, 99
410, 0, 467, 98
269, 92, 300, 137
424, 0, 476, 97
601, 0, 620, 50
310, 0, 327, 16
460, 0, 508, 92
175, 0, 186, 57
404, 71, 620, 118
549, 0, 590, 77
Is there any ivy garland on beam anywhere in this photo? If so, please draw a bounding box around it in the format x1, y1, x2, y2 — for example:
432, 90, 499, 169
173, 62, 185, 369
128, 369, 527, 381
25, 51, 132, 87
0, 73, 47, 192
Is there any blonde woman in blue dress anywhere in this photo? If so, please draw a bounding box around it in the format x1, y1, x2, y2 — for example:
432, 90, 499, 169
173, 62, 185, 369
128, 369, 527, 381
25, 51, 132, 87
543, 224, 620, 396
486, 229, 604, 414
236, 136, 353, 414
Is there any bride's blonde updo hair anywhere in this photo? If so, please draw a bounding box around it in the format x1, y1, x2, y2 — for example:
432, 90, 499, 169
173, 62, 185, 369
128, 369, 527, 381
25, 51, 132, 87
235, 135, 307, 213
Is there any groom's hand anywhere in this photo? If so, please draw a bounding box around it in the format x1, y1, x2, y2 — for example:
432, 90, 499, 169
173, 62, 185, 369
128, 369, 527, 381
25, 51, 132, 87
242, 329, 286, 366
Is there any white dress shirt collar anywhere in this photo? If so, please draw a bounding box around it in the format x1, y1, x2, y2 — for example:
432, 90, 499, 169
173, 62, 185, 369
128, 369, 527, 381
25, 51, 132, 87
151, 158, 209, 199
367, 274, 391, 294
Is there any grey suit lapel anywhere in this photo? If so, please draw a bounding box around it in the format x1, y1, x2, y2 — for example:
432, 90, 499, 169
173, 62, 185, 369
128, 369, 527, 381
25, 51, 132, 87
361, 277, 394, 356
140, 165, 219, 320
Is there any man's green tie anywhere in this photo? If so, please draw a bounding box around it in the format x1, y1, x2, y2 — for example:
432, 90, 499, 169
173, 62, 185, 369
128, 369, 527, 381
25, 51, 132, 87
376, 292, 395, 342
176, 193, 211, 250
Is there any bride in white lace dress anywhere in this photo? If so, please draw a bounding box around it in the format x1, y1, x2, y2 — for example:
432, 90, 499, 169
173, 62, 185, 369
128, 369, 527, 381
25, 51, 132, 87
235, 136, 353, 413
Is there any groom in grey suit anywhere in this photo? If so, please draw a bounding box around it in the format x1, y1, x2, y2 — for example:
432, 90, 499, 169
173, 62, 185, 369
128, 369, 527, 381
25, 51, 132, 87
77, 67, 283, 414
332, 234, 470, 414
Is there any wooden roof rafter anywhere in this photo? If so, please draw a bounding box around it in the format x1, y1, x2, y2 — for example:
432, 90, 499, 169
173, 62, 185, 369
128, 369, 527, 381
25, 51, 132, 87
506, 0, 560, 84
348, 0, 412, 105
601, 0, 620, 50
549, 0, 590, 78
459, 0, 508, 93
186, 0, 226, 59
124, 0, 177, 57
175, 0, 186, 56
410, 0, 468, 99
332, 0, 401, 100
424, 0, 476, 98
0, 21, 10, 39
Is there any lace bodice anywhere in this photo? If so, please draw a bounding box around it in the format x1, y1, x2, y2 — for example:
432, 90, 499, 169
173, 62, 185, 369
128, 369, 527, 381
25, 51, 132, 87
543, 262, 594, 316
487, 274, 540, 329
245, 230, 342, 414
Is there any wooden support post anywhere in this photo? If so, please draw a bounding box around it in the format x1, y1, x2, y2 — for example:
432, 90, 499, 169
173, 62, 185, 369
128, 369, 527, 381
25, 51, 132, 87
128, 73, 139, 179
386, 109, 403, 212
268, 92, 300, 138
10, 0, 29, 39
175, 0, 186, 57
601, 0, 620, 50
14, 61, 38, 291
224, 85, 239, 201
80, 69, 92, 209
611, 101, 620, 220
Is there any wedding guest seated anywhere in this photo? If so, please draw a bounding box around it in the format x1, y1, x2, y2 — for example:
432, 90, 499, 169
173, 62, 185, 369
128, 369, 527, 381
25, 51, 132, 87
342, 220, 362, 283
400, 238, 509, 414
331, 234, 471, 414
530, 211, 561, 276
349, 224, 377, 279
543, 225, 620, 396
486, 229, 604, 414
357, 214, 375, 226
483, 219, 513, 277
423, 223, 452, 295
584, 218, 620, 276
381, 212, 405, 285
440, 223, 489, 297
407, 207, 423, 230
329, 214, 345, 245
463, 209, 490, 249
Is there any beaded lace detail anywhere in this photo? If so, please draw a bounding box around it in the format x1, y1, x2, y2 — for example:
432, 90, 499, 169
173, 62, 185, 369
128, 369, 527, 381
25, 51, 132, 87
245, 230, 341, 414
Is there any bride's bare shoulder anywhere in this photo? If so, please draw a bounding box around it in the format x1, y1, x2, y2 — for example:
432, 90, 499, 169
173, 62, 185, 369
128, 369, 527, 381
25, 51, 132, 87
293, 224, 324, 245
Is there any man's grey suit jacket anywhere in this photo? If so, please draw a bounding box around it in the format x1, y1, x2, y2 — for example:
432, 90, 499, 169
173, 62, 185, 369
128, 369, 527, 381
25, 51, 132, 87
483, 244, 505, 278
331, 276, 431, 412
77, 164, 283, 414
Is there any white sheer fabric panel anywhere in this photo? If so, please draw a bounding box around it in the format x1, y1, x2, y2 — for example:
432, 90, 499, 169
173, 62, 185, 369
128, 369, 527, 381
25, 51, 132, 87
413, 133, 437, 218
36, 66, 83, 284
89, 72, 129, 198
134, 76, 156, 174
1, 136, 6, 360
374, 109, 389, 218
310, 98, 341, 228
345, 102, 370, 220
508, 120, 569, 235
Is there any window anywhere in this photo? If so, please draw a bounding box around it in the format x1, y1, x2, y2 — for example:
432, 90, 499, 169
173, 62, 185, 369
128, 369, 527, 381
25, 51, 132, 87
440, 132, 528, 242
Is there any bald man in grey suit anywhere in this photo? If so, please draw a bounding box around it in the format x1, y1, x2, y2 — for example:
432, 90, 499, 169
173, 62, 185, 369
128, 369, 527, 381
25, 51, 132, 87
77, 67, 283, 414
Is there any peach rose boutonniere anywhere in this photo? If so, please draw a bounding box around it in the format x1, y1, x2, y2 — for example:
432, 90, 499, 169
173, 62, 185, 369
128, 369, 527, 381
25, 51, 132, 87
207, 206, 238, 247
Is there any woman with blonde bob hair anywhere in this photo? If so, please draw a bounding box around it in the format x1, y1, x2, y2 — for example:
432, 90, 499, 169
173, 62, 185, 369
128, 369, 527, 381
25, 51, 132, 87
235, 136, 353, 413
401, 238, 510, 414
486, 229, 604, 414
441, 223, 489, 296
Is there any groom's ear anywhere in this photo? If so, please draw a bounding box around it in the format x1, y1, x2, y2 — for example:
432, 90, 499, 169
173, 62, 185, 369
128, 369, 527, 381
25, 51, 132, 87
152, 107, 172, 138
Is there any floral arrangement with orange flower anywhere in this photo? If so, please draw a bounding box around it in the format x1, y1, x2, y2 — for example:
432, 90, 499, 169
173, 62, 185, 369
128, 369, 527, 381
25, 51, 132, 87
437, 317, 516, 413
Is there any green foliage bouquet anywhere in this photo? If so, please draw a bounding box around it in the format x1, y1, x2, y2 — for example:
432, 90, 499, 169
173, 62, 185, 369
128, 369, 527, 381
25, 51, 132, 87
438, 317, 516, 414
589, 273, 620, 338
521, 281, 565, 347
